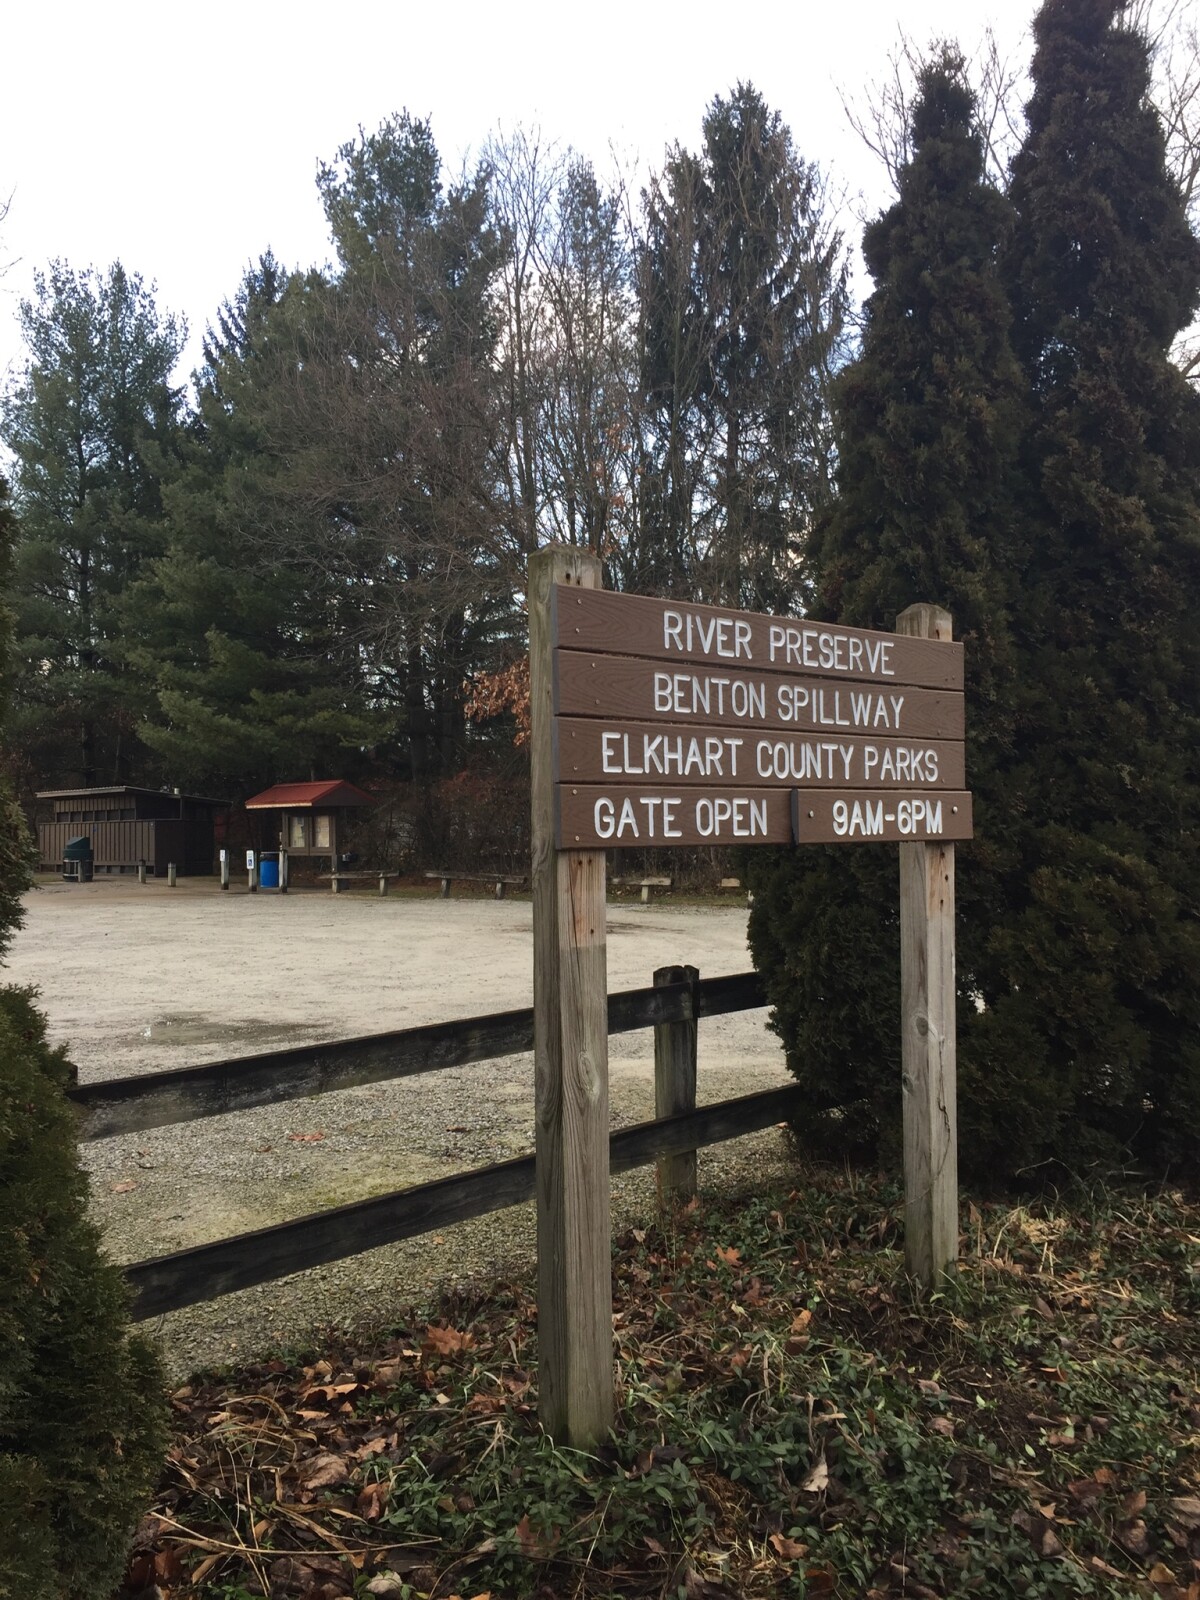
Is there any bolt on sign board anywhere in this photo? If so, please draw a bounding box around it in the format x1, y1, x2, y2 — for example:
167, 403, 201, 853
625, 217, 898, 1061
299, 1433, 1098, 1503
549, 586, 972, 848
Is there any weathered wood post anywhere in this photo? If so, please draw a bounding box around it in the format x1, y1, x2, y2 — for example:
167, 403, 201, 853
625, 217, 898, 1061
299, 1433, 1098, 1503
529, 545, 612, 1446
280, 849, 289, 894
248, 856, 258, 894
167, 862, 177, 888
378, 873, 388, 897
137, 860, 147, 885
654, 965, 698, 1211
219, 853, 229, 891
896, 603, 958, 1291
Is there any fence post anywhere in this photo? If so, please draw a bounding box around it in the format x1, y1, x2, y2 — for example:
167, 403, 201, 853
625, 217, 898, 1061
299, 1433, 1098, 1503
219, 854, 229, 891
378, 873, 388, 897
896, 603, 959, 1292
529, 544, 611, 1448
167, 862, 177, 888
280, 849, 289, 894
654, 965, 698, 1211
137, 860, 146, 885
248, 860, 258, 894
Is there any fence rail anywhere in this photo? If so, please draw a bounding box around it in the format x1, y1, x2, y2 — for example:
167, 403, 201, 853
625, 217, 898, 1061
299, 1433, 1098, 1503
78, 968, 781, 1321
71, 971, 767, 1141
125, 1083, 800, 1319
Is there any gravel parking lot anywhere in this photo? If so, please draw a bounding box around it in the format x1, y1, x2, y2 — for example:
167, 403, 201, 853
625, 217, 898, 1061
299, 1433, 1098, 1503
7, 875, 795, 1376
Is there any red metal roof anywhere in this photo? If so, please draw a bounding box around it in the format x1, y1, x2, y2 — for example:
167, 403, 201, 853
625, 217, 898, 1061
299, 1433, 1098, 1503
244, 781, 375, 811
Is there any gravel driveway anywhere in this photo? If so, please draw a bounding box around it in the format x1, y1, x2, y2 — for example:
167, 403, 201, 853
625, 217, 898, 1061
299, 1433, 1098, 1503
7, 877, 795, 1376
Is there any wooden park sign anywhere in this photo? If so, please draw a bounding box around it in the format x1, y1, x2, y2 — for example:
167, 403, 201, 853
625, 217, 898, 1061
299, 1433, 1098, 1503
530, 548, 968, 1447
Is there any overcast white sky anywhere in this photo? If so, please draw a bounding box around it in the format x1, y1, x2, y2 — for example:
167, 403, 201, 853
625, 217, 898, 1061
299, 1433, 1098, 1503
0, 0, 1038, 393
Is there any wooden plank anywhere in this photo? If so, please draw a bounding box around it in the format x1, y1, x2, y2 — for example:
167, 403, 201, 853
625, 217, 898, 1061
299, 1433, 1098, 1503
554, 650, 964, 739
558, 785, 792, 848
896, 604, 959, 1292
791, 790, 973, 844
71, 969, 768, 1141
654, 966, 698, 1208
123, 1083, 805, 1319
556, 716, 965, 789
553, 586, 964, 689
530, 546, 612, 1447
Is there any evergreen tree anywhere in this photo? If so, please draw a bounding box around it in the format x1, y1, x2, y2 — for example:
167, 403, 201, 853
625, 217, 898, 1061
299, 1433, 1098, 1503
989, 0, 1200, 1168
0, 474, 165, 1595
0, 262, 185, 787
637, 85, 849, 611
256, 114, 511, 780
124, 255, 381, 795
747, 51, 1034, 1169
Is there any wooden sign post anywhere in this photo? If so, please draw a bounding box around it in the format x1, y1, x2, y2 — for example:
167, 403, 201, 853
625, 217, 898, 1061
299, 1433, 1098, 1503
896, 604, 958, 1291
528, 547, 613, 1447
529, 551, 970, 1437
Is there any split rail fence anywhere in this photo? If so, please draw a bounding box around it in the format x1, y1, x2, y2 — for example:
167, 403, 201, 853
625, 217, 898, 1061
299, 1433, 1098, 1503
69, 967, 795, 1322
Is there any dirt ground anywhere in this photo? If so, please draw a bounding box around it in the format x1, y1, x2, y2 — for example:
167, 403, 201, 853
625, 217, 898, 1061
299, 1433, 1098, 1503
7, 875, 795, 1374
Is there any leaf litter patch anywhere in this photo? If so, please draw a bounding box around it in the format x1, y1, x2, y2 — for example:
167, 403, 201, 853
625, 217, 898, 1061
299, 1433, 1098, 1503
120, 1171, 1200, 1599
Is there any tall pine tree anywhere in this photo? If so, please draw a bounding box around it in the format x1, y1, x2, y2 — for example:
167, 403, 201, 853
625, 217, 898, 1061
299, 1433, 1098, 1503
1, 262, 184, 788
638, 85, 849, 612
989, 0, 1200, 1168
747, 50, 1034, 1170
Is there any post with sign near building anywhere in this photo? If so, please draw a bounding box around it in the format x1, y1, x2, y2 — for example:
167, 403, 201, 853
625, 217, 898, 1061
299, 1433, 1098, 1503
896, 604, 959, 1290
531, 553, 971, 1421
528, 545, 613, 1448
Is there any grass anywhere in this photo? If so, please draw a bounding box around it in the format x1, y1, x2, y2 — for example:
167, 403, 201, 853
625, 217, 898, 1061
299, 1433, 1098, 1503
120, 1168, 1200, 1599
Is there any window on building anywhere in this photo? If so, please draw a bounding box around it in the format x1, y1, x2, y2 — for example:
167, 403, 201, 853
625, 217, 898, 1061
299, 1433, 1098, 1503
313, 814, 331, 849
289, 815, 308, 849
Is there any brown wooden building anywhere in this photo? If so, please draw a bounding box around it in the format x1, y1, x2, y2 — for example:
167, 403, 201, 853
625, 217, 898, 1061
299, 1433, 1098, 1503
36, 786, 230, 877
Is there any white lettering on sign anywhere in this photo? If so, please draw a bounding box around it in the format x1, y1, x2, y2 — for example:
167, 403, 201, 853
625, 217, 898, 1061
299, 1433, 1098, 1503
601, 730, 745, 778
775, 683, 907, 729
862, 744, 940, 783
830, 795, 946, 838
592, 793, 768, 840
694, 796, 769, 838
767, 624, 895, 677
653, 671, 767, 720
663, 609, 754, 660
755, 739, 855, 781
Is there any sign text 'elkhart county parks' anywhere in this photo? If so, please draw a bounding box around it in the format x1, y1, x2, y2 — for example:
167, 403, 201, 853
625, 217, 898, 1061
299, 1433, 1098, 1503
549, 586, 973, 850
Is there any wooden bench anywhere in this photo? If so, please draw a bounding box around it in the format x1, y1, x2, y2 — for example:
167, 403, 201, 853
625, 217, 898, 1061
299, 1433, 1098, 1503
322, 872, 401, 896
719, 876, 753, 907
611, 875, 674, 905
425, 872, 527, 901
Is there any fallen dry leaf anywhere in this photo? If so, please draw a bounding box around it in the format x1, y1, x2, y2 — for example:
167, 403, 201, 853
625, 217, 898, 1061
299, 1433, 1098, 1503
287, 1130, 326, 1143
303, 1452, 349, 1491
769, 1532, 809, 1559
112, 1180, 138, 1193
423, 1323, 476, 1358
800, 1456, 829, 1494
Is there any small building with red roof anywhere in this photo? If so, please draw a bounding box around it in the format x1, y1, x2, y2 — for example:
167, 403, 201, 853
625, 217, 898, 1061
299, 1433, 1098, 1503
244, 780, 374, 867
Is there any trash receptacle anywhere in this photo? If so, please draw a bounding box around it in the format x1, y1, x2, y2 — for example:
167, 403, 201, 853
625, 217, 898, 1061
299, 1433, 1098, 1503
62, 836, 93, 883
259, 852, 280, 889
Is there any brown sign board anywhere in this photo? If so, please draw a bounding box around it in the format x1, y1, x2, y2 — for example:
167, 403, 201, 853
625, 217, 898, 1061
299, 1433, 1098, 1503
792, 790, 973, 844
556, 786, 793, 848
553, 586, 964, 691
556, 717, 966, 790
554, 651, 965, 741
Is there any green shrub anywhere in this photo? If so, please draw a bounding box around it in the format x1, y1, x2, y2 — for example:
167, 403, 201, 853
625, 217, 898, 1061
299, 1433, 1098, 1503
0, 988, 166, 1598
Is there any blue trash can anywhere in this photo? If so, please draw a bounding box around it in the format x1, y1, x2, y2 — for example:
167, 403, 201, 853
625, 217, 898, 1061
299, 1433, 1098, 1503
259, 853, 280, 889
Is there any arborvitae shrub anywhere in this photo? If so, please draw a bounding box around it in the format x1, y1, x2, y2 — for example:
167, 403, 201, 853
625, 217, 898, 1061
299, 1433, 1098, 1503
0, 987, 166, 1599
